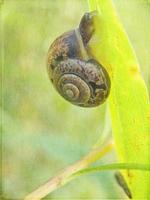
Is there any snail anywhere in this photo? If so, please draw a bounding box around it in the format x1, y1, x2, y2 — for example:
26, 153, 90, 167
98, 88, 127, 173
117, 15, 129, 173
47, 11, 111, 107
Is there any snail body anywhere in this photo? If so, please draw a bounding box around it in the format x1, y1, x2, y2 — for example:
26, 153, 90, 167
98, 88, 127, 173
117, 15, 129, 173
47, 12, 110, 107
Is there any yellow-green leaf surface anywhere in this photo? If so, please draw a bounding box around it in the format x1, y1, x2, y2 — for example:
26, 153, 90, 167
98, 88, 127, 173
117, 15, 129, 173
88, 0, 150, 198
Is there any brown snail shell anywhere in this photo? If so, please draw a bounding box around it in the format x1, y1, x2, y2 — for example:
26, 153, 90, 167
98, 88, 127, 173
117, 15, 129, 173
47, 12, 111, 107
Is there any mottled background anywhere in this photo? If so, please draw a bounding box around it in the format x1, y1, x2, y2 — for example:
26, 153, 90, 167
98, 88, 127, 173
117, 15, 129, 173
2, 0, 150, 199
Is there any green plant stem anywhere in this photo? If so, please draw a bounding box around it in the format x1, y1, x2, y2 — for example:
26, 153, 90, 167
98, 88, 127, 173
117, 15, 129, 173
88, 0, 150, 197
24, 142, 114, 200
73, 163, 150, 178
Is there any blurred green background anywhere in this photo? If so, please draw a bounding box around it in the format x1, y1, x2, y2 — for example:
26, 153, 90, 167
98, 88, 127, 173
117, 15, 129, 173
2, 0, 150, 199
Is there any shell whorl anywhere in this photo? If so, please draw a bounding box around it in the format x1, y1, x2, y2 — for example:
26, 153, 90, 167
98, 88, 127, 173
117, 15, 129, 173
51, 59, 110, 107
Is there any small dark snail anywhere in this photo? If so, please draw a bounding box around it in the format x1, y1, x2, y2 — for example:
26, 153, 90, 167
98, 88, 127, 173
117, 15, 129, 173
47, 11, 111, 107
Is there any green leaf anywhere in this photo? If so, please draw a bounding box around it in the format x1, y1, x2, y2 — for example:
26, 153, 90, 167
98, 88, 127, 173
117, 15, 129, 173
88, 0, 150, 198
73, 163, 150, 177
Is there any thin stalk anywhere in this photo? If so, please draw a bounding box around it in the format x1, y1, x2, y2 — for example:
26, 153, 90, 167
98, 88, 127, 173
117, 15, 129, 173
73, 163, 150, 178
24, 142, 114, 200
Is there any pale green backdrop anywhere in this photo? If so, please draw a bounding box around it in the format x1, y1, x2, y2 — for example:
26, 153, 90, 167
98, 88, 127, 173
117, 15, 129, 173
2, 0, 150, 199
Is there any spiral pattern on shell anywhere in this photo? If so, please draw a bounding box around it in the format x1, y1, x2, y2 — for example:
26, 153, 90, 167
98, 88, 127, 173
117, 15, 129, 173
51, 58, 110, 107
